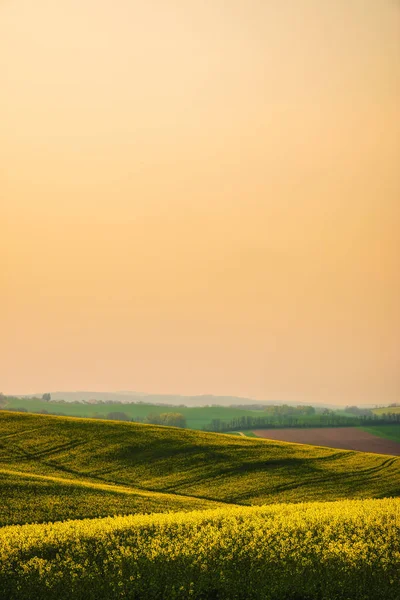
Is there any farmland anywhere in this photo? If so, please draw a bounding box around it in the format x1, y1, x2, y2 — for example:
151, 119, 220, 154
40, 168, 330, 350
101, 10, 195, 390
1, 498, 398, 600
1, 411, 400, 527
252, 427, 400, 455
1, 411, 400, 599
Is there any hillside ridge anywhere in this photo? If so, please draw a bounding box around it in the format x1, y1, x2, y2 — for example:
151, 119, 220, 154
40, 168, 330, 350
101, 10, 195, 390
1, 411, 399, 527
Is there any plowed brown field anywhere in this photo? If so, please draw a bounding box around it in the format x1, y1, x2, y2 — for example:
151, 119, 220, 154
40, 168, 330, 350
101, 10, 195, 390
252, 428, 400, 456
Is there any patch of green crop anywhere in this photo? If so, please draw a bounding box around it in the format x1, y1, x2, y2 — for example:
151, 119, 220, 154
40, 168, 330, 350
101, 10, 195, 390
359, 424, 400, 443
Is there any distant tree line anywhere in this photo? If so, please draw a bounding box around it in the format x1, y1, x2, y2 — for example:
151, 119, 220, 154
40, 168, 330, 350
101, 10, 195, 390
204, 405, 400, 433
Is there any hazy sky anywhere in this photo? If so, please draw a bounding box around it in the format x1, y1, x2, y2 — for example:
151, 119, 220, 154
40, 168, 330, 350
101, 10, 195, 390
1, 0, 399, 404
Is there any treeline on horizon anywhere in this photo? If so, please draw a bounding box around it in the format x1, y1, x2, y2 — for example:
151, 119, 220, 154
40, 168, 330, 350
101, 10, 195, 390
203, 405, 400, 432
1, 395, 400, 432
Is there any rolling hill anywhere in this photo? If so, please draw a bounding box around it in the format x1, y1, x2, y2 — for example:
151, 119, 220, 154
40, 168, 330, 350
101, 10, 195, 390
1, 411, 399, 527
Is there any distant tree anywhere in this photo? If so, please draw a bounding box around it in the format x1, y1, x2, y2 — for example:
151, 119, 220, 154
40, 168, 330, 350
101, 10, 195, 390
106, 411, 131, 421
132, 415, 145, 423
296, 405, 316, 416
146, 413, 163, 425
344, 405, 373, 417
209, 418, 222, 432
42, 393, 51, 402
146, 412, 187, 428
160, 413, 187, 428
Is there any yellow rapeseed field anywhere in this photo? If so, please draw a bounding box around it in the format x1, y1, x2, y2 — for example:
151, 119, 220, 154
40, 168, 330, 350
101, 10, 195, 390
1, 498, 399, 600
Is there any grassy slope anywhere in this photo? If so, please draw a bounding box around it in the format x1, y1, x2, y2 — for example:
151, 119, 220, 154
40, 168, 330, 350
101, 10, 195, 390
3, 397, 261, 429
1, 411, 399, 526
359, 424, 400, 443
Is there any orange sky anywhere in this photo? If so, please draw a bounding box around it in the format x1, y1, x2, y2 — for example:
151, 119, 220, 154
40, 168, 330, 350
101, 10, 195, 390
1, 0, 399, 403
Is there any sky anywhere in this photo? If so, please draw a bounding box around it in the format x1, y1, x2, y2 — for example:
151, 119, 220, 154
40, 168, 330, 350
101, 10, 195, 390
1, 0, 399, 404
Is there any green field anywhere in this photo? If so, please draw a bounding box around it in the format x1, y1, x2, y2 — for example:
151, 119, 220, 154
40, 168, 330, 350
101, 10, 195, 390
1, 411, 399, 527
360, 424, 400, 443
2, 396, 261, 430
1, 498, 398, 600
